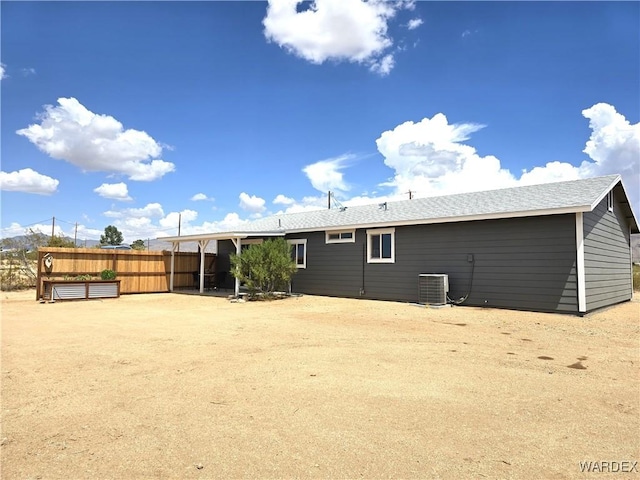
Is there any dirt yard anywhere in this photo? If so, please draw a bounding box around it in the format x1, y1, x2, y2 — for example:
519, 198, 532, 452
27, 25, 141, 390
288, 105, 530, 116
1, 290, 638, 479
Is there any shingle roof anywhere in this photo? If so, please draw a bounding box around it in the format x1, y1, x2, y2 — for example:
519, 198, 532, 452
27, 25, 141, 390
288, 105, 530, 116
159, 174, 638, 242
236, 174, 626, 233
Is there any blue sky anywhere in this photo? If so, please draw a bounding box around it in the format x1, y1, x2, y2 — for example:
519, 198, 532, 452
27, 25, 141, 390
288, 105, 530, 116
1, 0, 639, 245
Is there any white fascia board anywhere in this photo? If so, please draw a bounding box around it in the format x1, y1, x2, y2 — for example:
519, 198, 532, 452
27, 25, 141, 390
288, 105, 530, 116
589, 175, 621, 211
616, 178, 639, 233
158, 230, 285, 243
589, 176, 639, 233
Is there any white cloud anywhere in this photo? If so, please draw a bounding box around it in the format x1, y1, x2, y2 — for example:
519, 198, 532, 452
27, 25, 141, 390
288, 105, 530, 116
191, 193, 208, 201
581, 103, 639, 179
375, 104, 639, 212
0, 63, 6, 80
369, 53, 394, 76
274, 195, 326, 214
239, 192, 267, 213
263, 0, 408, 75
190, 213, 250, 235
375, 114, 515, 196
520, 104, 639, 207
273, 194, 295, 205
0, 221, 102, 244
406, 18, 423, 30
21, 67, 36, 76
159, 209, 199, 229
0, 168, 59, 195
104, 202, 165, 219
93, 182, 132, 201
303, 154, 354, 193
16, 97, 175, 181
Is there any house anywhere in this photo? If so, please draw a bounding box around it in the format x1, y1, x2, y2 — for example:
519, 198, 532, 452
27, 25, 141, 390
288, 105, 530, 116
159, 175, 638, 315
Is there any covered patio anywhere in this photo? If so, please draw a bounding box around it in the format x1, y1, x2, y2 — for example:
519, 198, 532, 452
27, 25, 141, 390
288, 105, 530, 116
158, 231, 284, 297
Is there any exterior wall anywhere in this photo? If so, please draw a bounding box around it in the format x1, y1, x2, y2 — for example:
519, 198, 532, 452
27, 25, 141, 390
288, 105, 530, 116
216, 239, 236, 289
287, 214, 579, 313
583, 189, 633, 311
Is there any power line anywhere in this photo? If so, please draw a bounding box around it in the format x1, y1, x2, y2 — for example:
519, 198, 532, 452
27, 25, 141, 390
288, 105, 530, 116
0, 217, 54, 231
56, 218, 79, 226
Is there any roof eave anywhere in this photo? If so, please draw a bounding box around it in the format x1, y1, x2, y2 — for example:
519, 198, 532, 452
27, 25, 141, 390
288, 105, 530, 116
283, 205, 593, 234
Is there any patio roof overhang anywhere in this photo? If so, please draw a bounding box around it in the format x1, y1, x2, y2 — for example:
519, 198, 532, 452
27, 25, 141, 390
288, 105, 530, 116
157, 230, 286, 296
158, 230, 286, 244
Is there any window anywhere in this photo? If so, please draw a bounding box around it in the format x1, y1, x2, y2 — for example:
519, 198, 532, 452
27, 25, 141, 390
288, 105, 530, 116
288, 239, 307, 268
325, 230, 355, 244
607, 191, 614, 212
366, 228, 395, 263
240, 238, 263, 252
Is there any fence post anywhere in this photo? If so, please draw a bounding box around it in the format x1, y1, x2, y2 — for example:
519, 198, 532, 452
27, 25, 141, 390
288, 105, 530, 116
36, 249, 43, 300
169, 244, 176, 292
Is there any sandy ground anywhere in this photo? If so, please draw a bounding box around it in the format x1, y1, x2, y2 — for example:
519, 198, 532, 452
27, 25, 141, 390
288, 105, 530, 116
1, 290, 639, 480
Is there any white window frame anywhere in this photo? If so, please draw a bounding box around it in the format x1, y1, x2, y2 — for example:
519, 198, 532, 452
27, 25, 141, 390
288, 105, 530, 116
607, 191, 614, 212
366, 228, 395, 264
325, 230, 356, 244
288, 239, 307, 269
241, 238, 263, 248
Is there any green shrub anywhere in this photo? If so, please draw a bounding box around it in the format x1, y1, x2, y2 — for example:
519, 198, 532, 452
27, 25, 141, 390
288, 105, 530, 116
64, 274, 92, 281
230, 238, 297, 298
100, 269, 117, 280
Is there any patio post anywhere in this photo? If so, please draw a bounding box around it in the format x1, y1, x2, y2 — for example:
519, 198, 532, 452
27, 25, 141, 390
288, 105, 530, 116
198, 240, 209, 293
235, 237, 241, 297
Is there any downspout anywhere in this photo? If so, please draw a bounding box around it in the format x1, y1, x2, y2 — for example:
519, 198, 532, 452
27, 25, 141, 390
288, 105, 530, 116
360, 240, 366, 296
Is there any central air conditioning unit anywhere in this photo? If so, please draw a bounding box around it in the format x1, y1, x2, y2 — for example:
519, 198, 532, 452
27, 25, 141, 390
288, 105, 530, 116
418, 274, 449, 306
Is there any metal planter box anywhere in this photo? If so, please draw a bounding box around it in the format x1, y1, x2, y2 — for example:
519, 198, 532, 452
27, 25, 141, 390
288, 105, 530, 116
42, 280, 121, 301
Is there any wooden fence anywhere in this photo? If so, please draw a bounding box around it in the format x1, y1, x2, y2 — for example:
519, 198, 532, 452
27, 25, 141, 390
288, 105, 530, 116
35, 247, 215, 300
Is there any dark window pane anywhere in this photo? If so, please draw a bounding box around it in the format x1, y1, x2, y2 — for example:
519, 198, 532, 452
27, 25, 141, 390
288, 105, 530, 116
342, 232, 353, 239
371, 234, 380, 258
329, 233, 339, 240
296, 244, 305, 265
382, 233, 392, 258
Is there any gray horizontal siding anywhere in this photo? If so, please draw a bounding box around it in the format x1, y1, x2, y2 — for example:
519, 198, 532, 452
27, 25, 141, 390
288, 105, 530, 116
583, 190, 632, 311
289, 214, 579, 314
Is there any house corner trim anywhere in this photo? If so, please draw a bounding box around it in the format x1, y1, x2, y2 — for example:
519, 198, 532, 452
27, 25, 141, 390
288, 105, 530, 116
576, 212, 586, 313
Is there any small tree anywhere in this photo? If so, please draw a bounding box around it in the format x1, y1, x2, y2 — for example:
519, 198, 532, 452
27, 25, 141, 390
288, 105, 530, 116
130, 239, 146, 250
48, 234, 76, 248
100, 225, 124, 246
0, 228, 45, 290
230, 238, 297, 297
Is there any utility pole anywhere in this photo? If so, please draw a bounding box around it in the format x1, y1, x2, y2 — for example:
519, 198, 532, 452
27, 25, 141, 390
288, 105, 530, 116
51, 216, 55, 242
147, 238, 150, 251
328, 191, 331, 210
407, 190, 414, 200
74, 222, 78, 247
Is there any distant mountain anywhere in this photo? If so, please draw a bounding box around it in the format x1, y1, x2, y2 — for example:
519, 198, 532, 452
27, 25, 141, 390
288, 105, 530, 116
0, 235, 179, 252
